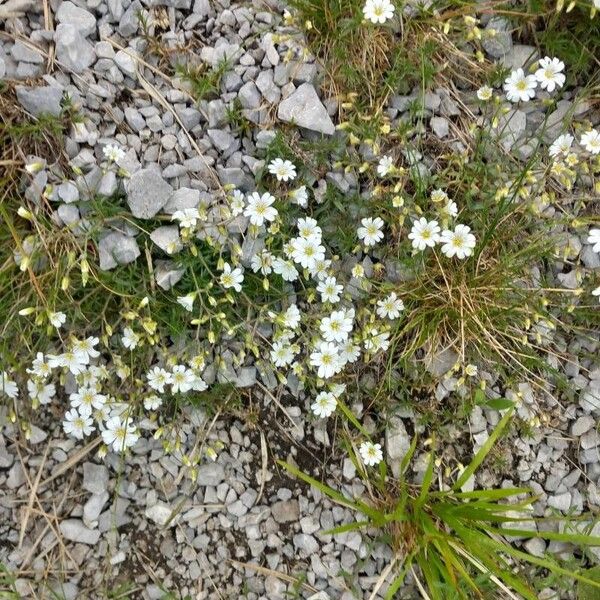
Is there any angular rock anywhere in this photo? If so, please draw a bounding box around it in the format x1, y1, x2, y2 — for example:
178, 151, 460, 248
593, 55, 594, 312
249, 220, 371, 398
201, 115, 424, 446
16, 86, 63, 117
145, 503, 179, 527
55, 24, 95, 73
83, 462, 109, 494
98, 232, 141, 271
56, 1, 96, 37
150, 226, 182, 255
60, 519, 101, 545
196, 463, 225, 486
155, 260, 185, 290
125, 167, 172, 219
386, 417, 410, 476
163, 187, 200, 213
272, 499, 299, 524
11, 40, 44, 64
57, 181, 79, 203
482, 17, 512, 58
278, 83, 335, 135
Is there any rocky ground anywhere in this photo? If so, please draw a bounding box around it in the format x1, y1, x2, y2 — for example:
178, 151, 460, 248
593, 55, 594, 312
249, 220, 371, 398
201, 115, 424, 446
1, 0, 599, 598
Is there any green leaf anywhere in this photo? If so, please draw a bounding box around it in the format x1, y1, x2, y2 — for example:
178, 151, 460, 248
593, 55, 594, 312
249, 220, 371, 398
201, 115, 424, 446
453, 407, 514, 491
482, 397, 515, 411
324, 520, 371, 535
337, 399, 368, 435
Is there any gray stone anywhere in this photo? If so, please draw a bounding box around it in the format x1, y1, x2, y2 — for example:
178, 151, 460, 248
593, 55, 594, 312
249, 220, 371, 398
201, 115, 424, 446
288, 61, 318, 85
501, 45, 538, 71
278, 83, 335, 135
272, 499, 299, 524
83, 462, 109, 494
60, 519, 101, 545
548, 492, 571, 512
11, 40, 44, 64
256, 70, 281, 104
425, 347, 458, 377
238, 81, 261, 109
430, 116, 449, 138
207, 129, 236, 152
0, 445, 14, 469
155, 260, 185, 290
145, 503, 178, 527
236, 366, 256, 388
150, 226, 182, 255
16, 86, 63, 117
57, 181, 79, 203
55, 24, 95, 73
196, 463, 225, 486
482, 17, 512, 58
58, 204, 80, 226
293, 533, 319, 556
83, 491, 109, 527
98, 171, 118, 197
126, 168, 172, 219
255, 130, 276, 149
56, 1, 96, 37
385, 417, 410, 476
119, 1, 142, 37
496, 109, 526, 150
114, 49, 138, 77
98, 232, 141, 270
124, 107, 145, 132
163, 187, 200, 213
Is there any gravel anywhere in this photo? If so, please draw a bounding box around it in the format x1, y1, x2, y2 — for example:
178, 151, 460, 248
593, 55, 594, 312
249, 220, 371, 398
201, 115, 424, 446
278, 83, 336, 135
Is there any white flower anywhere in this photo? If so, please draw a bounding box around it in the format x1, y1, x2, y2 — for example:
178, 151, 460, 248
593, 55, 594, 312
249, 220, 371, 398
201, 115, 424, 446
317, 276, 343, 303
377, 155, 394, 177
588, 229, 600, 253
251, 250, 274, 275
144, 395, 162, 410
297, 217, 322, 241
220, 263, 244, 292
311, 392, 337, 418
430, 189, 448, 204
268, 158, 297, 182
177, 293, 196, 312
0, 372, 18, 399
581, 129, 600, 155
172, 208, 200, 229
171, 365, 196, 393
103, 144, 125, 163
465, 364, 478, 377
363, 0, 395, 24
592, 286, 600, 302
63, 409, 94, 440
270, 341, 296, 367
359, 441, 383, 466
351, 264, 365, 279
503, 68, 537, 103
408, 217, 440, 251
72, 337, 100, 362
320, 310, 354, 343
310, 341, 341, 379
27, 379, 56, 405
147, 366, 172, 393
48, 351, 87, 375
48, 311, 66, 329
443, 200, 458, 218
376, 292, 404, 320
476, 85, 493, 101
283, 304, 301, 329
122, 327, 140, 350
364, 329, 390, 352
357, 217, 384, 247
273, 257, 299, 282
70, 387, 106, 417
27, 353, 52, 379
290, 186, 308, 207
310, 258, 332, 281
291, 237, 325, 270
339, 339, 360, 364
244, 192, 278, 226
230, 189, 245, 216
191, 376, 208, 391
535, 57, 565, 92
102, 416, 138, 453
549, 134, 574, 157
440, 224, 477, 259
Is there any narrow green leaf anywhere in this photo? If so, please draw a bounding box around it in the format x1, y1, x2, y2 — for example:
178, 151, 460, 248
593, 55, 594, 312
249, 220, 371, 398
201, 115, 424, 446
337, 399, 368, 435
453, 407, 514, 491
